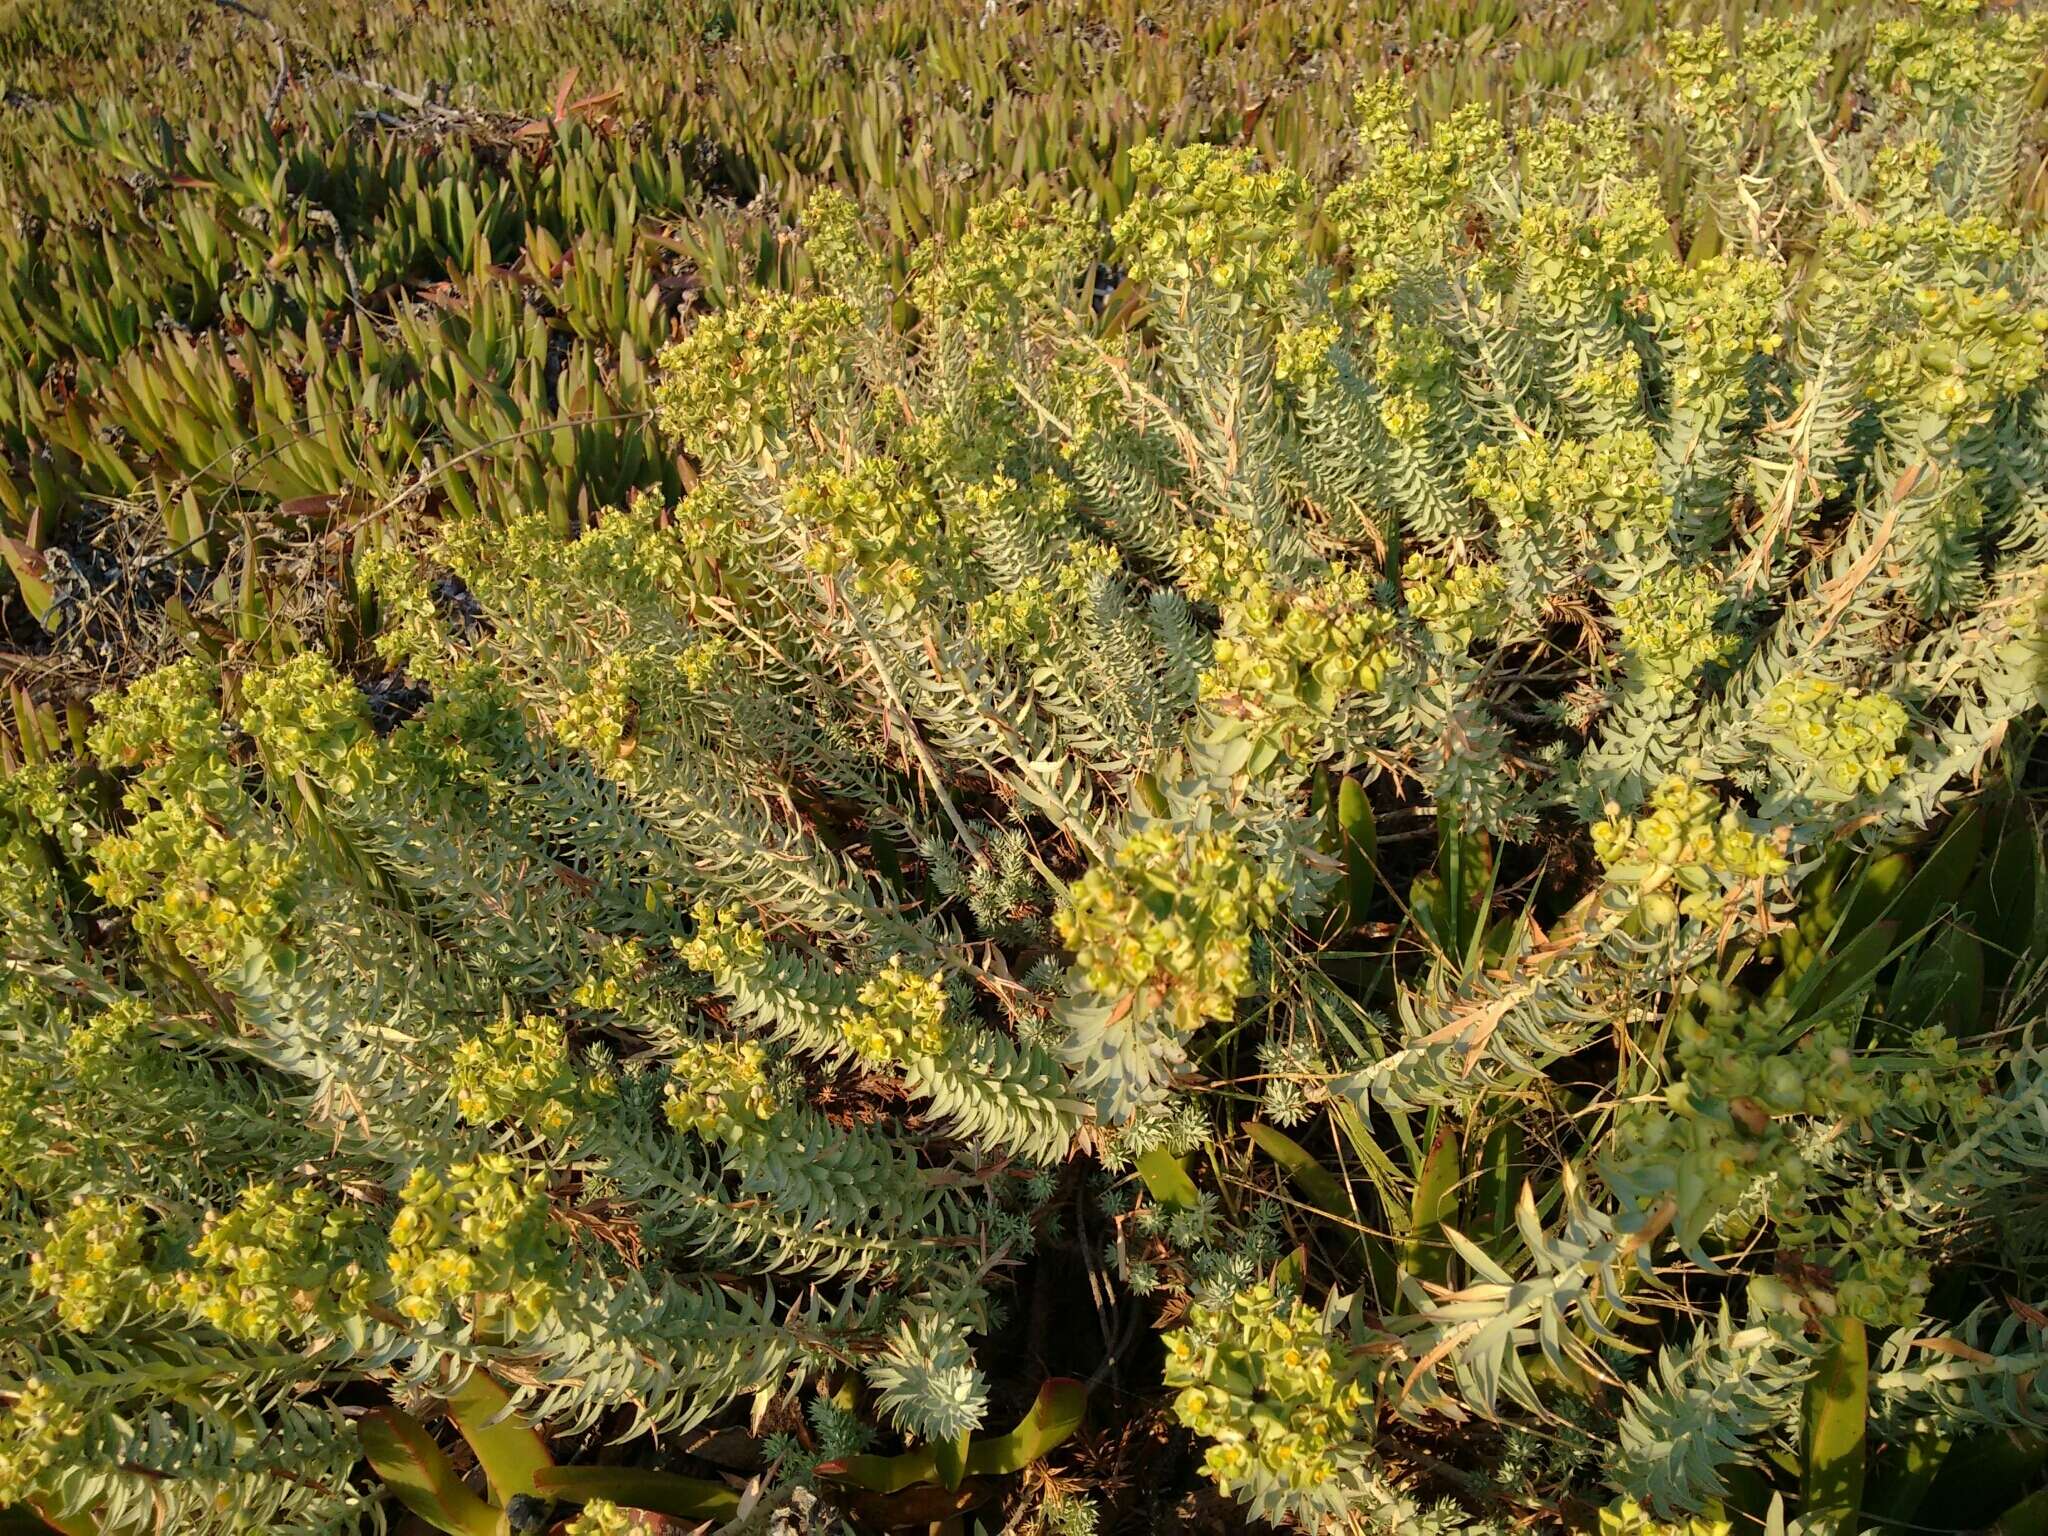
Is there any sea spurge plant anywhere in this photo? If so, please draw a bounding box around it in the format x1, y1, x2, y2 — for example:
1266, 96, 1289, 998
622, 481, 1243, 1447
1592, 779, 1790, 929
1663, 17, 1826, 141
1466, 430, 1666, 550
1609, 979, 1997, 1274
1755, 676, 1912, 805
236, 651, 374, 784
1200, 568, 1398, 759
845, 957, 952, 1066
1163, 1284, 1372, 1527
8, 11, 2048, 1531
0, 1380, 84, 1509
910, 188, 1095, 333
1613, 567, 1739, 692
178, 1183, 373, 1342
1175, 518, 1271, 606
789, 456, 954, 617
548, 651, 655, 768
1515, 180, 1675, 314
83, 655, 225, 775
677, 902, 768, 977
85, 804, 302, 968
31, 1196, 154, 1333
450, 1014, 584, 1137
969, 581, 1059, 662
1330, 82, 1503, 298
563, 1502, 652, 1536
1656, 256, 1786, 417
1870, 3, 2048, 112
664, 1038, 782, 1142
386, 1156, 561, 1334
1600, 1499, 1733, 1536
652, 291, 862, 465
1114, 141, 1309, 307
1403, 556, 1511, 652
59, 997, 150, 1089
1867, 283, 2048, 433
1058, 825, 1282, 1039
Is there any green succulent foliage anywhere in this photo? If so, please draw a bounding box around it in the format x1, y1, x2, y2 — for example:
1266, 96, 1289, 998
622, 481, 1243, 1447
3, 0, 1794, 681
6, 2, 2048, 1534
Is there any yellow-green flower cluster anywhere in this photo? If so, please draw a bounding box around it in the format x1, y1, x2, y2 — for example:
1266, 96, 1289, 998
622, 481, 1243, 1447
1329, 81, 1503, 298
0, 1378, 84, 1508
962, 470, 1075, 533
1199, 567, 1398, 759
1468, 428, 1666, 546
440, 511, 568, 611
1655, 256, 1784, 415
394, 668, 521, 788
1361, 313, 1460, 441
1592, 778, 1789, 927
238, 653, 375, 787
1870, 4, 2048, 113
1052, 538, 1122, 603
674, 632, 735, 692
1755, 676, 1910, 803
1601, 1497, 1732, 1536
1613, 565, 1738, 691
1402, 556, 1509, 650
968, 525, 1127, 661
1660, 25, 1741, 131
664, 1038, 781, 1142
842, 956, 950, 1065
1867, 284, 2048, 433
1802, 1189, 1934, 1327
678, 903, 769, 978
789, 455, 953, 617
88, 802, 302, 970
1668, 17, 1823, 126
969, 580, 1057, 663
1520, 112, 1641, 200
1271, 319, 1341, 389
62, 997, 151, 1090
387, 1155, 559, 1334
1352, 77, 1507, 193
1869, 140, 1948, 212
87, 655, 225, 775
1175, 519, 1270, 606
1113, 141, 1308, 309
1570, 354, 1646, 421
32, 1195, 154, 1332
550, 650, 657, 767
1514, 179, 1675, 307
1614, 982, 1992, 1261
1162, 1284, 1369, 1522
799, 188, 876, 297
564, 1501, 650, 1536
671, 480, 749, 564
450, 1014, 581, 1137
1058, 826, 1282, 1037
566, 500, 701, 606
177, 1182, 372, 1342
572, 937, 651, 1012
652, 290, 861, 463
0, 760, 87, 854
1742, 17, 1825, 115
354, 540, 448, 673
1821, 208, 2022, 282
910, 188, 1093, 331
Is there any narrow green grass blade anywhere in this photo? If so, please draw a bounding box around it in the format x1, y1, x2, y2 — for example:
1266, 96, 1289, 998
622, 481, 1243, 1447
1799, 1316, 1867, 1535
